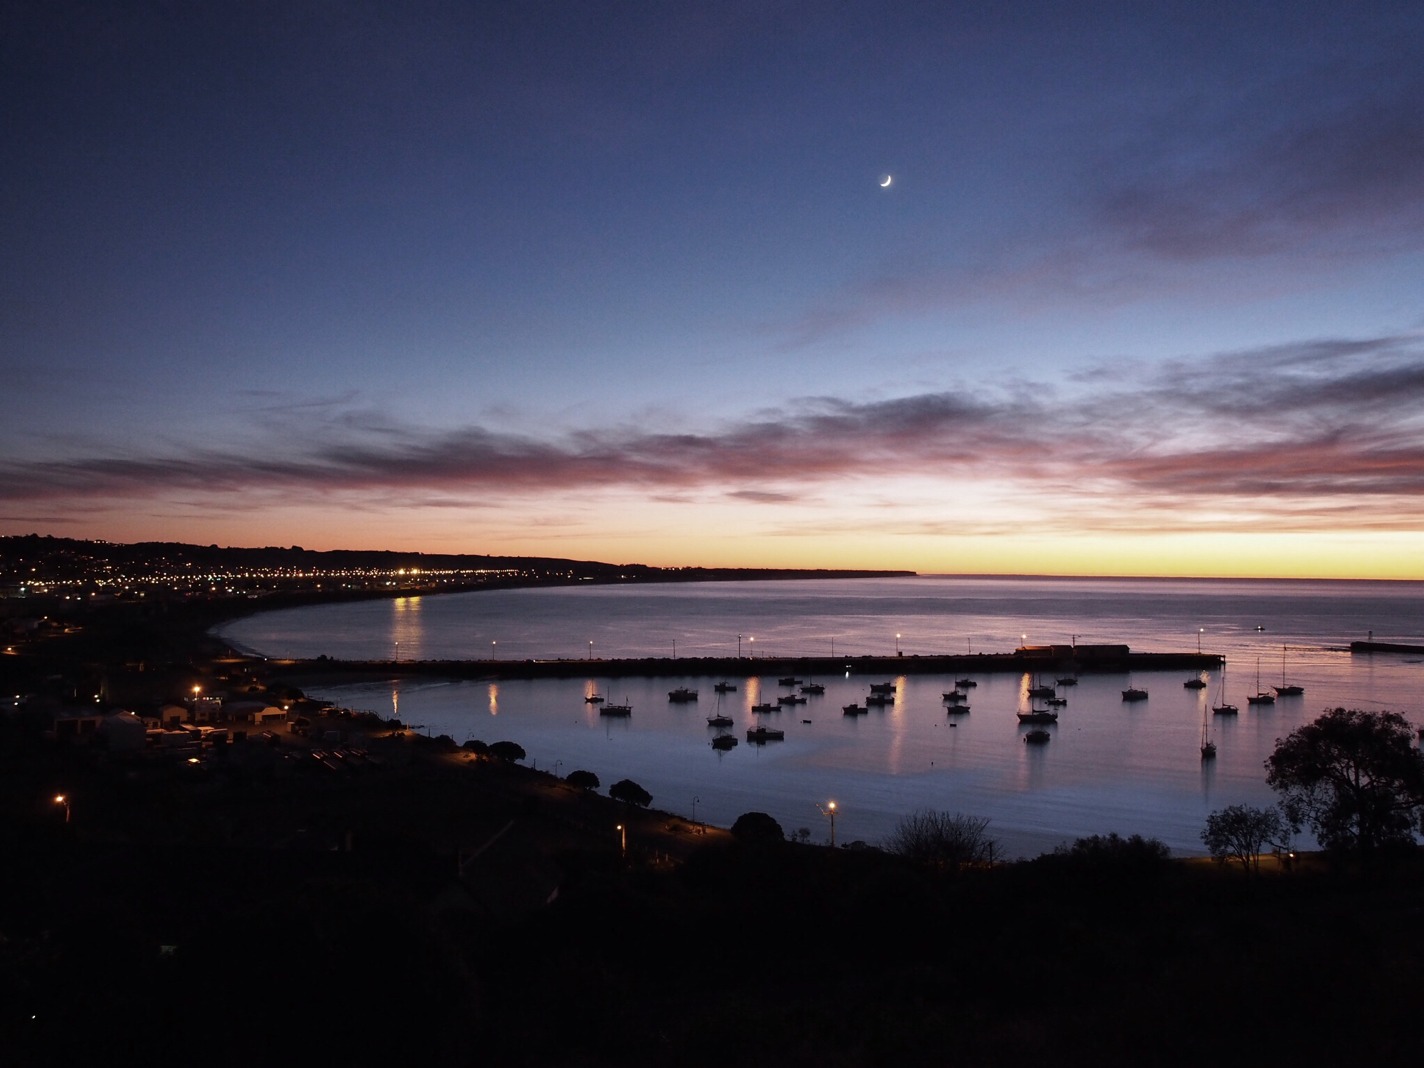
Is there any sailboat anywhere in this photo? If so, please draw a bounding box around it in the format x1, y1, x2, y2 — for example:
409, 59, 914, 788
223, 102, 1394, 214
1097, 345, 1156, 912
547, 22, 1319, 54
706, 691, 733, 728
601, 681, 632, 716
1273, 645, 1304, 696
1212, 668, 1238, 715
1200, 709, 1217, 760
1246, 657, 1275, 706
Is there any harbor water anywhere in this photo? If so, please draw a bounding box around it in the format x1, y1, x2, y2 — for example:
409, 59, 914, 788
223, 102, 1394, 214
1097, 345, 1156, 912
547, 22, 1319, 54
216, 576, 1424, 858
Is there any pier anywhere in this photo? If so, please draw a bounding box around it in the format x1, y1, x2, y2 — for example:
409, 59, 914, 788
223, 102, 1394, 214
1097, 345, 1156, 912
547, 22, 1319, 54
265, 646, 1226, 684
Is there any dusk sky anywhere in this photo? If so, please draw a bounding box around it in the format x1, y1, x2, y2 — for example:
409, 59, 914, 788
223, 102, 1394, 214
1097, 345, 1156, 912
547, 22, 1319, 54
4, 2, 1423, 577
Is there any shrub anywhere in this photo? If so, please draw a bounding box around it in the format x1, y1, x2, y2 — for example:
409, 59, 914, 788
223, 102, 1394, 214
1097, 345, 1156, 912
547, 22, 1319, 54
885, 810, 995, 871
730, 811, 784, 844
609, 778, 652, 807
488, 740, 527, 763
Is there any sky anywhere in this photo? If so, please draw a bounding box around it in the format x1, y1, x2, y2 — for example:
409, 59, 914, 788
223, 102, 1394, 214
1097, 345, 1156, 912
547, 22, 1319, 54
3, 1, 1423, 578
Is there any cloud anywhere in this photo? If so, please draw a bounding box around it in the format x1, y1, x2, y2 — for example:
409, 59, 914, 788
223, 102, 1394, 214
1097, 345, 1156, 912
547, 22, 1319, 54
2, 334, 1422, 537
726, 489, 799, 503
777, 76, 1424, 348
1095, 78, 1424, 261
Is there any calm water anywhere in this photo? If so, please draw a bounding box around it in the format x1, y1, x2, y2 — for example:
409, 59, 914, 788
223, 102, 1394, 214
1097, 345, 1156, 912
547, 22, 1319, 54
217, 576, 1424, 858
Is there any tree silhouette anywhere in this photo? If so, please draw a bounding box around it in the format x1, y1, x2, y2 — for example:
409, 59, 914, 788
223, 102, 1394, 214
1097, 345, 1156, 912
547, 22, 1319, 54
730, 811, 784, 844
565, 769, 599, 790
488, 740, 527, 763
885, 810, 995, 871
609, 778, 652, 807
1266, 708, 1424, 857
1202, 804, 1287, 873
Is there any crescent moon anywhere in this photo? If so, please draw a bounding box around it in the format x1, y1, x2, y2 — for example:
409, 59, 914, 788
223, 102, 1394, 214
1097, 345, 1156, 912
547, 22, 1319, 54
879, 174, 893, 188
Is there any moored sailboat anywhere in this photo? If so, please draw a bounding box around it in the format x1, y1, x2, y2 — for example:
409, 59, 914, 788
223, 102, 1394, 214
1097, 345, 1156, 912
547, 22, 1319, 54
1272, 645, 1304, 696
1247, 657, 1275, 706
1212, 667, 1239, 715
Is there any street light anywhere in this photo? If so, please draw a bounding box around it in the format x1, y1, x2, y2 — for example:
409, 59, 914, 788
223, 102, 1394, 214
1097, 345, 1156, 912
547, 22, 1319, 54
737, 633, 743, 658
895, 633, 901, 656
749, 636, 754, 659
818, 800, 837, 847
490, 640, 496, 661
616, 823, 626, 855
588, 640, 593, 660
54, 794, 70, 823
1198, 628, 1204, 654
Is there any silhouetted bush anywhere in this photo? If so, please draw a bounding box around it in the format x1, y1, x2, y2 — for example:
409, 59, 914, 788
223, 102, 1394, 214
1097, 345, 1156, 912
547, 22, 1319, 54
566, 769, 600, 790
609, 778, 652, 807
885, 809, 995, 871
488, 740, 527, 763
1033, 833, 1172, 897
730, 811, 784, 844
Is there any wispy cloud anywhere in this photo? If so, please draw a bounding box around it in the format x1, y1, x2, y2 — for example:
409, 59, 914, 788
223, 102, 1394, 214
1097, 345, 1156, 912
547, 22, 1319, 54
1095, 77, 1424, 261
2, 335, 1422, 536
778, 77, 1424, 347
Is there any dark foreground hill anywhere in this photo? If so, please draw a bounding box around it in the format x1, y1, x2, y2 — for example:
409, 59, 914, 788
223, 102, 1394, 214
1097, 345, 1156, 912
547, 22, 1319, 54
4, 720, 1422, 1068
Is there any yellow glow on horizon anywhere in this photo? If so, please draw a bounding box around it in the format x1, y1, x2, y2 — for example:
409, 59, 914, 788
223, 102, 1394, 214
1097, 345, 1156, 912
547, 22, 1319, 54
14, 497, 1423, 581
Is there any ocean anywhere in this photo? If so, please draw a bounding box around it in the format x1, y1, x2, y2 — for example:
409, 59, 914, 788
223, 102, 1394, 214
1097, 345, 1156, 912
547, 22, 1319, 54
215, 575, 1424, 859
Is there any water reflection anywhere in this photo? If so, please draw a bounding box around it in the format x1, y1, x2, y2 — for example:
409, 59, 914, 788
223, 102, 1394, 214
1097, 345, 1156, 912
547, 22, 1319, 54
391, 596, 424, 661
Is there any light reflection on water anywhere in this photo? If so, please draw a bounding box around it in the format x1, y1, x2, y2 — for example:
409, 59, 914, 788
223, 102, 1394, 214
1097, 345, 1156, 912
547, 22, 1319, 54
219, 576, 1424, 859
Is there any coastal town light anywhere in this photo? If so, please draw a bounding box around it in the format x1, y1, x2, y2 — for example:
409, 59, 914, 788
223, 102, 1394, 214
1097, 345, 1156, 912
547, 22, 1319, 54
616, 823, 626, 855
54, 794, 70, 823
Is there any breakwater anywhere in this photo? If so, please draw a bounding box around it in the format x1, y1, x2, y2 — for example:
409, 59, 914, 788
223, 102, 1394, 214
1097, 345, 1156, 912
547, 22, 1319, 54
267, 646, 1225, 683
1351, 640, 1424, 655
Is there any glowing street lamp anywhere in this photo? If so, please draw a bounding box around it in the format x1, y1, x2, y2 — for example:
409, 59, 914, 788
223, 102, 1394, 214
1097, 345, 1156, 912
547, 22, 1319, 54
895, 632, 901, 655
737, 633, 743, 658
1198, 628, 1204, 654
54, 794, 70, 823
616, 823, 626, 855
748, 636, 754, 659
818, 800, 837, 846
490, 640, 496, 661
588, 640, 593, 660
